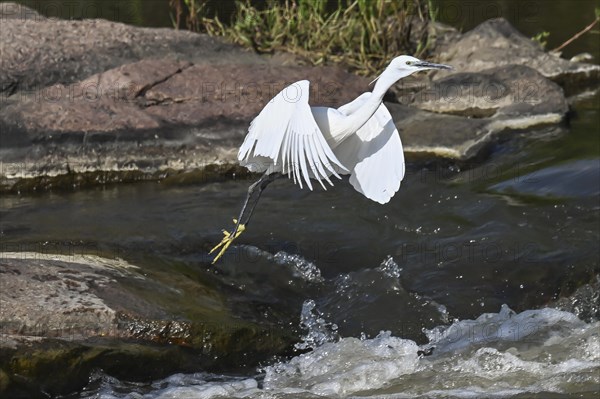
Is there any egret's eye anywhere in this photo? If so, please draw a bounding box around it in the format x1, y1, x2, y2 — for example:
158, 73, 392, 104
406, 61, 413, 65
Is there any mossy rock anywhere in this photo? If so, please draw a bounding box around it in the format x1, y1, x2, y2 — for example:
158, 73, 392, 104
0, 253, 297, 397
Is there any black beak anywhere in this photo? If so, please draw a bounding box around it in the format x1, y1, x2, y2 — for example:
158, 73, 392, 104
414, 61, 453, 70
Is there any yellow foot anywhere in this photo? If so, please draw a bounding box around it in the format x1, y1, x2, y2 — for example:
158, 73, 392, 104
209, 219, 246, 264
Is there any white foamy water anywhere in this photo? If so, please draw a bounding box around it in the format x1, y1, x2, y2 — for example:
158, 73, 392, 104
82, 305, 599, 399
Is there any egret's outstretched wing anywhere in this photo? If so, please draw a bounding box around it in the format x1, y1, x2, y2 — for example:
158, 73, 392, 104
238, 80, 347, 190
334, 94, 405, 204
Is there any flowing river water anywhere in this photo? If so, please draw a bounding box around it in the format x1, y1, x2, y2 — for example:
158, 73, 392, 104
2, 90, 598, 398
2, 1, 600, 398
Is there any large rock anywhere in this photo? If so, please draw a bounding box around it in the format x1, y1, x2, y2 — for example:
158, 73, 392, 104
0, 252, 295, 398
391, 104, 491, 159
0, 57, 370, 191
0, 2, 268, 96
435, 18, 600, 91
410, 64, 568, 118
391, 65, 569, 159
0, 60, 569, 192
396, 106, 567, 160
144, 63, 366, 125
1, 60, 370, 138
0, 58, 192, 138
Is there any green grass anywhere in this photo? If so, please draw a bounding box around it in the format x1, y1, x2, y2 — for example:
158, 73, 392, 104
172, 0, 437, 75
532, 31, 550, 49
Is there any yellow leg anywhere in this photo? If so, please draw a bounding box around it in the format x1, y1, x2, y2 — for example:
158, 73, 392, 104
210, 219, 246, 264
209, 172, 279, 264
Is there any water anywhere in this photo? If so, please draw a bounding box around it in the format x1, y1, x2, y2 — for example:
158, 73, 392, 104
2, 1, 600, 397
66, 306, 600, 398
2, 92, 599, 398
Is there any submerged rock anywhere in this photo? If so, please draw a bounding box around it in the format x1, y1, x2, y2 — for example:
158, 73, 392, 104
0, 252, 295, 398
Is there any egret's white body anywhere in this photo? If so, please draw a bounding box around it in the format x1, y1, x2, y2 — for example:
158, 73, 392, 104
211, 56, 452, 262
238, 55, 451, 204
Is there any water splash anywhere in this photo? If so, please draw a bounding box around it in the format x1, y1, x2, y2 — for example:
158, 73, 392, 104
72, 305, 599, 399
295, 299, 339, 350
264, 331, 420, 397
79, 372, 259, 399
262, 306, 599, 398
551, 275, 600, 322
376, 255, 402, 278
272, 251, 324, 283
424, 304, 587, 355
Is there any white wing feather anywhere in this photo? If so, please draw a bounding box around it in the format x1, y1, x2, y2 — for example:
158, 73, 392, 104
238, 80, 347, 190
334, 94, 405, 204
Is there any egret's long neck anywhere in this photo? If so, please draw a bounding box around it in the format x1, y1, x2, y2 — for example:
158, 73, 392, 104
333, 69, 403, 140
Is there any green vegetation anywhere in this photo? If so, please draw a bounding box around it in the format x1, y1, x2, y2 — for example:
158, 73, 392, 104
531, 31, 549, 49
171, 0, 437, 75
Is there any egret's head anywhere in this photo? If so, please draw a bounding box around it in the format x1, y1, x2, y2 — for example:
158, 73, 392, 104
390, 55, 453, 73
370, 56, 453, 86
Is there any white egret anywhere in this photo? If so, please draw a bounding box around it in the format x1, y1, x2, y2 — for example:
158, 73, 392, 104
210, 55, 453, 263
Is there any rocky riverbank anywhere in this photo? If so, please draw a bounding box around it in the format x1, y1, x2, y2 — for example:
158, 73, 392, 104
1, 3, 598, 193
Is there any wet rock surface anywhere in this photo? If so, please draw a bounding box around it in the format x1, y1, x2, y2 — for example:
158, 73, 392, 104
399, 64, 570, 158
0, 253, 295, 398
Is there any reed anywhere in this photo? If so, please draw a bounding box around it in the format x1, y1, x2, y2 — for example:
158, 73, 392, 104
172, 0, 437, 75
